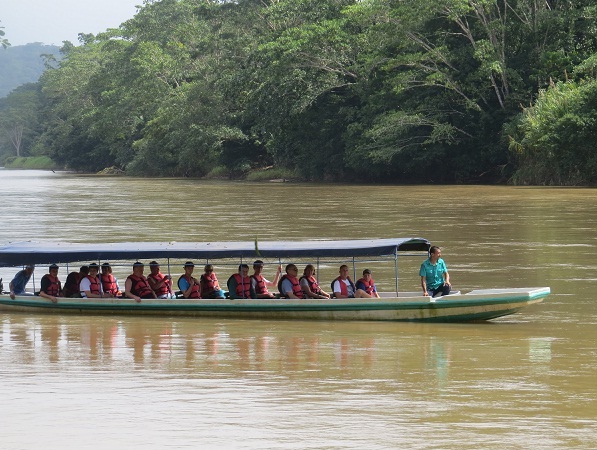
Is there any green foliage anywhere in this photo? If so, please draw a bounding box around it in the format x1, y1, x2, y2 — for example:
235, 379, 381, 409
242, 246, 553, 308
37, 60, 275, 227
3, 156, 59, 170
3, 0, 597, 184
508, 79, 597, 185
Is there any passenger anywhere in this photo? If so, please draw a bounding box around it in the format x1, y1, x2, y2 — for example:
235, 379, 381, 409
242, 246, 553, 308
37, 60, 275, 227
278, 264, 304, 299
356, 269, 380, 298
62, 266, 89, 298
125, 261, 157, 303
331, 265, 370, 298
250, 260, 282, 299
147, 261, 173, 299
420, 245, 451, 297
80, 263, 105, 298
200, 264, 225, 299
101, 263, 121, 297
39, 264, 62, 303
299, 264, 330, 299
8, 264, 35, 299
228, 264, 256, 299
177, 261, 201, 299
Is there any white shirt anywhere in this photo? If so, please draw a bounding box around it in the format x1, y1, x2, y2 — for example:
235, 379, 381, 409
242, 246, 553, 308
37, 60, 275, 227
333, 279, 355, 297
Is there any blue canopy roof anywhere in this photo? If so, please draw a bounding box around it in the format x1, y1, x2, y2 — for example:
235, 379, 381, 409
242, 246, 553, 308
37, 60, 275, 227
0, 238, 430, 267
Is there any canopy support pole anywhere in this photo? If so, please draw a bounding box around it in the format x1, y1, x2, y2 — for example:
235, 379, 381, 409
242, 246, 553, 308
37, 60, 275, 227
394, 247, 399, 296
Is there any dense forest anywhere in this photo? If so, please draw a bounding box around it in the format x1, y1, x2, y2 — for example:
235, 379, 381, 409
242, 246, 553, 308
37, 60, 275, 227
0, 43, 61, 97
1, 0, 597, 184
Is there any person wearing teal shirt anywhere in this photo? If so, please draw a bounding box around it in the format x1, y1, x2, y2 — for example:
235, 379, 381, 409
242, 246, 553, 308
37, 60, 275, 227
420, 246, 451, 297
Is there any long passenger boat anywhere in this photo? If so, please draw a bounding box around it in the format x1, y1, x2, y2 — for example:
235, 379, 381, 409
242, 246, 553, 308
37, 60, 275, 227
0, 238, 550, 322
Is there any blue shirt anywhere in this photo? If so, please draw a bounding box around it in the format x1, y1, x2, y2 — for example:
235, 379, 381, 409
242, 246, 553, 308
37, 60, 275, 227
11, 269, 32, 294
419, 258, 448, 290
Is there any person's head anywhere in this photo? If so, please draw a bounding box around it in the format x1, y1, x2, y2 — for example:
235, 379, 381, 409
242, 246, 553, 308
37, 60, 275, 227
132, 261, 144, 275
49, 264, 59, 276
362, 268, 372, 280
149, 261, 160, 275
429, 246, 442, 260
303, 264, 315, 277
253, 260, 264, 274
339, 264, 349, 279
285, 264, 298, 276
89, 263, 99, 276
25, 264, 35, 275
184, 261, 195, 274
238, 263, 249, 277
101, 263, 112, 274
204, 264, 214, 274
79, 265, 90, 275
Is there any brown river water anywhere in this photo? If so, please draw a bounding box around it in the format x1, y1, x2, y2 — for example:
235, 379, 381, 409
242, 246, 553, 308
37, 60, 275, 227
0, 169, 596, 449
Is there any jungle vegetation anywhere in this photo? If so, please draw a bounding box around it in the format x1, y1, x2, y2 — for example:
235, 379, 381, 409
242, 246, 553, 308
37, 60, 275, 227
1, 0, 597, 184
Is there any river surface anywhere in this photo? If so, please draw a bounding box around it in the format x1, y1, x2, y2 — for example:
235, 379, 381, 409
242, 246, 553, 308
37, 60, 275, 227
0, 169, 595, 450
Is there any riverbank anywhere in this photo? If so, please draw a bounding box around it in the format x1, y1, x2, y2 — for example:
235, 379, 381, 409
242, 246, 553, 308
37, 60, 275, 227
2, 156, 60, 170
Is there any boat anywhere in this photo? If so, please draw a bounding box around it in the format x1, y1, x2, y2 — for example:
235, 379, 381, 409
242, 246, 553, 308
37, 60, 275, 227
0, 238, 550, 322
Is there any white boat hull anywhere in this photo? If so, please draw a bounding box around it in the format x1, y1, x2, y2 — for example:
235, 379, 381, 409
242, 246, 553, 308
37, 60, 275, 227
0, 287, 550, 322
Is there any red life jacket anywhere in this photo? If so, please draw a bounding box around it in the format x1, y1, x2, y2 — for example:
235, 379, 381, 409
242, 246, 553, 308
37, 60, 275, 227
251, 274, 270, 296
357, 277, 376, 295
178, 274, 201, 298
200, 272, 219, 293
232, 273, 252, 299
300, 275, 323, 297
85, 275, 101, 295
101, 273, 119, 296
44, 274, 61, 297
148, 272, 171, 296
62, 272, 81, 297
278, 274, 304, 299
331, 276, 356, 297
127, 274, 154, 298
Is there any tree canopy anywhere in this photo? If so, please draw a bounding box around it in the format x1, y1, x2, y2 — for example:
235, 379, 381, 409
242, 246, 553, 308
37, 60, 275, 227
1, 0, 597, 184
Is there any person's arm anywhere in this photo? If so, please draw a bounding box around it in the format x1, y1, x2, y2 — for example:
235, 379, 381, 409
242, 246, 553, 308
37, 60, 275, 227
372, 283, 380, 298
39, 277, 58, 303
124, 278, 142, 303
442, 261, 451, 287
300, 278, 314, 298
228, 277, 238, 299
9, 280, 15, 299
266, 265, 283, 287
281, 279, 300, 299
421, 276, 429, 296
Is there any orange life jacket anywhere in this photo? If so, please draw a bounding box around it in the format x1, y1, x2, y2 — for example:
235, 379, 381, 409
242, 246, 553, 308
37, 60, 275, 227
278, 274, 304, 299
44, 274, 61, 297
127, 274, 154, 298
357, 277, 376, 295
200, 272, 220, 294
101, 273, 119, 296
232, 273, 252, 299
300, 275, 324, 297
331, 276, 356, 297
251, 274, 270, 296
178, 274, 201, 298
85, 275, 101, 295
148, 272, 171, 296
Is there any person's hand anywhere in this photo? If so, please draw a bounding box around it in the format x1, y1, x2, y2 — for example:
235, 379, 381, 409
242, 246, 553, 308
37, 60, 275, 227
423, 291, 429, 297
10, 292, 15, 300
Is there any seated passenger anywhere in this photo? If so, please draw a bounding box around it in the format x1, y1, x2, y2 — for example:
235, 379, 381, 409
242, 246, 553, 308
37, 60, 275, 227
125, 261, 157, 303
9, 264, 35, 299
250, 260, 282, 299
62, 266, 89, 298
39, 264, 62, 303
331, 265, 370, 298
200, 264, 225, 299
299, 264, 330, 299
227, 264, 256, 299
147, 261, 173, 299
177, 261, 201, 299
101, 263, 121, 297
356, 269, 380, 298
420, 246, 451, 297
80, 263, 105, 298
278, 264, 304, 299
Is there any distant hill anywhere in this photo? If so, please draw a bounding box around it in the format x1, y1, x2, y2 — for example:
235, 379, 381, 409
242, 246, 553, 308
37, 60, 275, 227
0, 43, 61, 97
